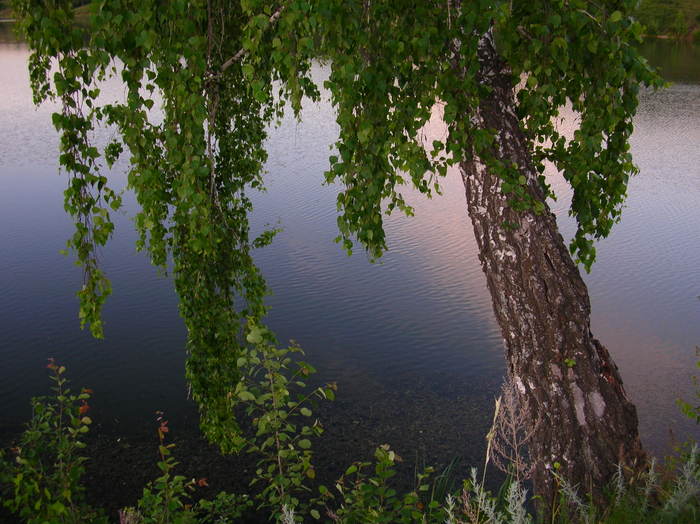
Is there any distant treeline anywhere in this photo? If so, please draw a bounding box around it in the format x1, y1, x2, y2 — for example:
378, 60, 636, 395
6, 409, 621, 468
2, 1, 698, 41
636, 0, 700, 39
0, 1, 90, 17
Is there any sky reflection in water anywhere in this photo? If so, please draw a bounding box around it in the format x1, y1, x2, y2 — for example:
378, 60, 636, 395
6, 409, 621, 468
0, 36, 698, 466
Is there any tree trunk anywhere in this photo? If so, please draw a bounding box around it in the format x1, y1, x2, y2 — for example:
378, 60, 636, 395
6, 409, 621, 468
458, 31, 645, 509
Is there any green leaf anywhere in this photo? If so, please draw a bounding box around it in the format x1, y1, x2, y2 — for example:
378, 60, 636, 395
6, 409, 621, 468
237, 390, 256, 402
358, 125, 371, 144
246, 328, 263, 344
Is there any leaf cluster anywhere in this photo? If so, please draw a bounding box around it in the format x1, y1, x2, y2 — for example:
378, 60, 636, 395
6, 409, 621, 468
0, 360, 104, 524
11, 0, 283, 445
10, 0, 664, 461
237, 1, 663, 270
322, 444, 445, 523
499, 0, 665, 268
230, 323, 336, 518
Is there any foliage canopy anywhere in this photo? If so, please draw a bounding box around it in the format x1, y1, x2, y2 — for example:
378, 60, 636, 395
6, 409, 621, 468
12, 0, 661, 449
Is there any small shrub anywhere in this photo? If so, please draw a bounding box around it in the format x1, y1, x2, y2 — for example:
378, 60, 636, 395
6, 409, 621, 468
119, 415, 253, 524
645, 21, 659, 36
0, 359, 106, 524
192, 491, 253, 523
228, 323, 336, 518
322, 444, 445, 523
129, 415, 198, 524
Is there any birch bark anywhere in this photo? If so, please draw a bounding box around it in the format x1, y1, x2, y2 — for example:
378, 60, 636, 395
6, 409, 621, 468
457, 30, 645, 507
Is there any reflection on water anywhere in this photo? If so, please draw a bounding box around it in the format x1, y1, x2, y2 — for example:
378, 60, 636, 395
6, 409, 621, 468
0, 24, 19, 44
0, 33, 698, 471
638, 39, 700, 84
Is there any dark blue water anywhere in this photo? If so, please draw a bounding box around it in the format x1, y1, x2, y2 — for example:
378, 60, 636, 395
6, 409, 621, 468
1, 34, 699, 469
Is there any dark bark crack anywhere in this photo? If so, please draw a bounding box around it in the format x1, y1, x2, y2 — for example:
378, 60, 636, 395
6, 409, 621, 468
453, 28, 646, 510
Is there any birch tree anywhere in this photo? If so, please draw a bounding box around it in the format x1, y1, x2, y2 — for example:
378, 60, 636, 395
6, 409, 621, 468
12, 0, 662, 508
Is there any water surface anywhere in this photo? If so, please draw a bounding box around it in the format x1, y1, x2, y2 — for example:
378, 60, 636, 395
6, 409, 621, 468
1, 34, 698, 472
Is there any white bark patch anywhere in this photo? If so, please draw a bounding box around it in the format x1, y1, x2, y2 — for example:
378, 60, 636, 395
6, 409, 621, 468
572, 383, 586, 426
494, 246, 516, 263
473, 159, 488, 180
551, 381, 562, 395
589, 391, 606, 419
514, 376, 526, 394
550, 363, 562, 380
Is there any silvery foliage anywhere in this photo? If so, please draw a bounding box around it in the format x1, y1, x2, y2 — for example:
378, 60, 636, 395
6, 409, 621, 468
663, 444, 700, 515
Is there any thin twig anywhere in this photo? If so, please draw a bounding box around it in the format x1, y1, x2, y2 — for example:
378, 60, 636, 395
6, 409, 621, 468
220, 5, 286, 72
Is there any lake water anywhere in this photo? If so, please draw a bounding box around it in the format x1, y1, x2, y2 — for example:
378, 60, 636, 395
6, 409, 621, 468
1, 31, 699, 474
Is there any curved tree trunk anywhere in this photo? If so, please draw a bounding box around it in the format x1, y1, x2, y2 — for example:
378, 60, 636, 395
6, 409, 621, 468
458, 32, 645, 509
